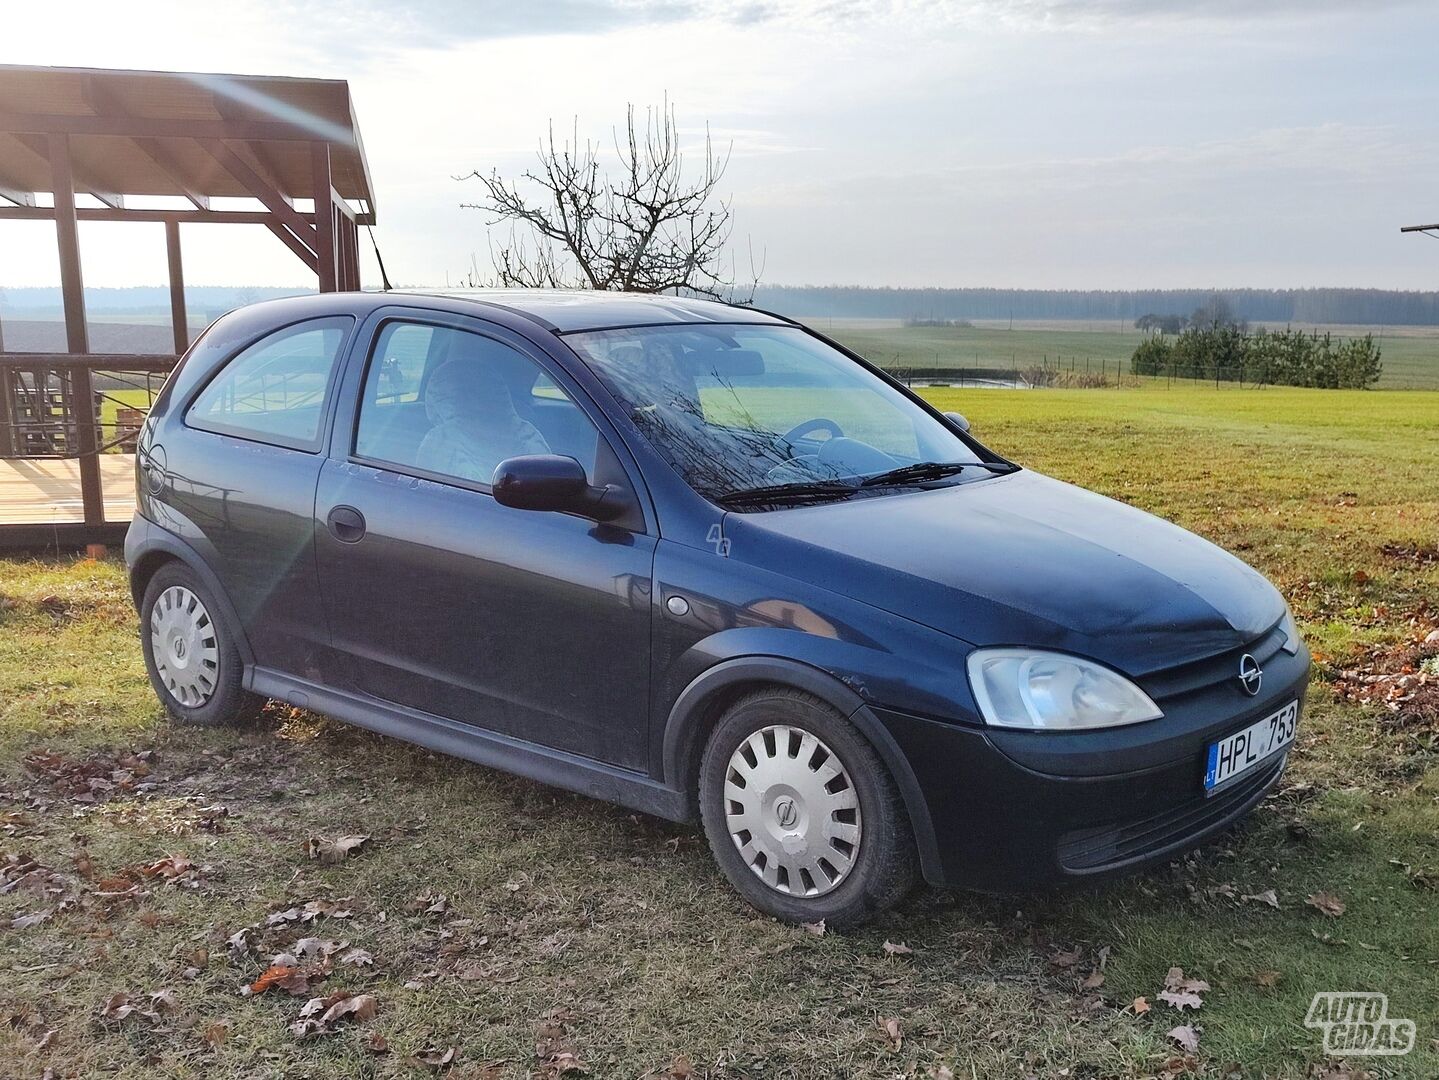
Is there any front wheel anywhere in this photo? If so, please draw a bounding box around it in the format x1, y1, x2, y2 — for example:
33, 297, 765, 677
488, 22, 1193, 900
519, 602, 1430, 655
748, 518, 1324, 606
698, 688, 917, 926
139, 563, 259, 726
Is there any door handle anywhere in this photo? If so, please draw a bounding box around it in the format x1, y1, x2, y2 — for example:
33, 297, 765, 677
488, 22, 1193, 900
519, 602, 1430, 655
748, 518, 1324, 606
326, 505, 367, 544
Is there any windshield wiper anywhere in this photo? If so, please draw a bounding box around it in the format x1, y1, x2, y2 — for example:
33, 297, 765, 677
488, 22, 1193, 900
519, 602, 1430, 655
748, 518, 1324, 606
860, 460, 1018, 487
715, 480, 861, 507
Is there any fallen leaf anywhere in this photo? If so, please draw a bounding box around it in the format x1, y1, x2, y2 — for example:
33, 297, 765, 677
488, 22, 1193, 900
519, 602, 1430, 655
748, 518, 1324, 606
1242, 889, 1280, 909
801, 919, 826, 937
408, 891, 449, 915
292, 937, 346, 962
1168, 1025, 1201, 1053
289, 991, 378, 1039
1253, 969, 1282, 988
304, 835, 370, 865
140, 855, 196, 881
1082, 970, 1106, 989
364, 1030, 390, 1054
96, 989, 178, 1025
877, 1016, 903, 1051
1307, 891, 1346, 917
455, 958, 488, 981
412, 1045, 458, 1070
1159, 990, 1205, 1011
11, 909, 51, 930
882, 940, 912, 956
930, 1068, 956, 1080
248, 964, 322, 997
1133, 996, 1152, 1014
202, 1020, 230, 1047
1049, 946, 1083, 969
1164, 968, 1211, 994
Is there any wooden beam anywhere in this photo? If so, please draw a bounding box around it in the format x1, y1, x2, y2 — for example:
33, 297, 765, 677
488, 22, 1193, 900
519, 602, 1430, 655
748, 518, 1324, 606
330, 185, 356, 221
134, 137, 212, 210
78, 76, 206, 210
228, 142, 294, 208
0, 206, 315, 224
47, 134, 104, 530
313, 143, 336, 292
0, 111, 354, 145
0, 158, 34, 206
199, 139, 317, 252
265, 221, 319, 273
15, 132, 123, 209
165, 221, 188, 355
0, 353, 177, 372
0, 521, 131, 551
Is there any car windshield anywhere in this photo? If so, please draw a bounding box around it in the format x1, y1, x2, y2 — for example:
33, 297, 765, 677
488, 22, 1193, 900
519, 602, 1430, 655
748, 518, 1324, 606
565, 323, 986, 507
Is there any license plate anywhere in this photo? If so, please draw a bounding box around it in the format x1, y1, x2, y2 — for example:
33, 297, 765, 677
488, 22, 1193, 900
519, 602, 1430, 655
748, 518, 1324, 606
1204, 700, 1298, 793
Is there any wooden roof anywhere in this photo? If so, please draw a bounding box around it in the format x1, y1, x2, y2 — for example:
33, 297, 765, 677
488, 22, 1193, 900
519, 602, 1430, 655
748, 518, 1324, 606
0, 65, 374, 212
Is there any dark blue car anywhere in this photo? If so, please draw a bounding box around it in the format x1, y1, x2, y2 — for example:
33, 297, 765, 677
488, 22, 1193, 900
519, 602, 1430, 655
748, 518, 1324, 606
127, 290, 1309, 924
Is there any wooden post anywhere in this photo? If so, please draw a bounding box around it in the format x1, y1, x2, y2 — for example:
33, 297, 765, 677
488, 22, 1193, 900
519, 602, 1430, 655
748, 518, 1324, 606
166, 219, 188, 354
49, 134, 106, 554
312, 143, 336, 292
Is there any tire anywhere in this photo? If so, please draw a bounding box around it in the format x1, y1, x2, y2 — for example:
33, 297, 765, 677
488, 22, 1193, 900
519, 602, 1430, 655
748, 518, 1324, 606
139, 562, 260, 726
698, 688, 918, 926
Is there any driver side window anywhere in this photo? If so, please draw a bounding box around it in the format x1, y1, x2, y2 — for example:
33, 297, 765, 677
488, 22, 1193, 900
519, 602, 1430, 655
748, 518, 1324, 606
353, 322, 599, 488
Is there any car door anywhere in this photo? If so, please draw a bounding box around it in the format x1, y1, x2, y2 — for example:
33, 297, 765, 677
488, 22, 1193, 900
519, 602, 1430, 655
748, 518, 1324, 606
313, 311, 656, 770
166, 314, 355, 674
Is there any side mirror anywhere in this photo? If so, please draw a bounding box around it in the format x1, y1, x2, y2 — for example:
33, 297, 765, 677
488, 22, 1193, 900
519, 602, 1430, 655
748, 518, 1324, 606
491, 455, 628, 522
944, 411, 971, 433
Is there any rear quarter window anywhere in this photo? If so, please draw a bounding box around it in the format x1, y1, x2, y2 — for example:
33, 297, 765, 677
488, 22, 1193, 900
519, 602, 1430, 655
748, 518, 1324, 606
186, 316, 354, 451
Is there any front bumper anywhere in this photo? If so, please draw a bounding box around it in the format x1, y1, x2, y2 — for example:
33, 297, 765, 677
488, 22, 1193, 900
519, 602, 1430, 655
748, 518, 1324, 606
880, 641, 1310, 892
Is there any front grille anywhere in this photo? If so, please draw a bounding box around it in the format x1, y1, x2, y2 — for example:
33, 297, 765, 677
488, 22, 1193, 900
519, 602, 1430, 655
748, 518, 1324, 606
1140, 623, 1289, 704
1057, 756, 1285, 873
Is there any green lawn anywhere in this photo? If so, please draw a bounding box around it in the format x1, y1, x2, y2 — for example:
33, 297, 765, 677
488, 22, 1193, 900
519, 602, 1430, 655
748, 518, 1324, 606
824, 322, 1439, 389
2, 387, 1437, 1078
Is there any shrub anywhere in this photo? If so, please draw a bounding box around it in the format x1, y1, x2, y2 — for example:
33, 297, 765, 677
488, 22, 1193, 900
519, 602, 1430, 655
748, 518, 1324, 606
1130, 325, 1382, 388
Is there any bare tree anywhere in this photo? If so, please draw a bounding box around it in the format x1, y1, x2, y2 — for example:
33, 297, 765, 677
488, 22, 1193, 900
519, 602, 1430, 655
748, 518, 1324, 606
458, 102, 759, 300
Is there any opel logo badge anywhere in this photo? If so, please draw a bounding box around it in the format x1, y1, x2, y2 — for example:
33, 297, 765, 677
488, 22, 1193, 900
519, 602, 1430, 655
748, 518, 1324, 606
774, 797, 798, 829
1238, 653, 1263, 696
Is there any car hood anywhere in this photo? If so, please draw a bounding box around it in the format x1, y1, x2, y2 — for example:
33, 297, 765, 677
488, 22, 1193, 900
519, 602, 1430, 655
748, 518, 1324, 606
722, 469, 1283, 676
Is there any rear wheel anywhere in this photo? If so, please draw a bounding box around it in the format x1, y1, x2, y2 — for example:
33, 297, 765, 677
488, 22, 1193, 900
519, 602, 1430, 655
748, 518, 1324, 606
698, 688, 917, 925
140, 563, 259, 726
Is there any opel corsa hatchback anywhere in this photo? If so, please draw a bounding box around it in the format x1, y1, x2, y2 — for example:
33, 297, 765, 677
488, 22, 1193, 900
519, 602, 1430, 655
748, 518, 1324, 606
128, 290, 1309, 925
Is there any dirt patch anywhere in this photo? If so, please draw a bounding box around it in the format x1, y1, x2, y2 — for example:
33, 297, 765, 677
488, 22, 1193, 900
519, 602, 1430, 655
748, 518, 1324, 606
21, 748, 160, 805
1331, 622, 1439, 729
1381, 541, 1439, 567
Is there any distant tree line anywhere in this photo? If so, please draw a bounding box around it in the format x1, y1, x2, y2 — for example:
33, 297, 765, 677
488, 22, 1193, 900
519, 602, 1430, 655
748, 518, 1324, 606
750, 286, 1439, 326
1131, 326, 1383, 388
1135, 294, 1249, 334
903, 317, 973, 328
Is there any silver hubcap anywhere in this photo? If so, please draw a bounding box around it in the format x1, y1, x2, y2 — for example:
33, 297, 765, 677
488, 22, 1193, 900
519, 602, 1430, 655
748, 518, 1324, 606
724, 724, 862, 897
149, 585, 219, 708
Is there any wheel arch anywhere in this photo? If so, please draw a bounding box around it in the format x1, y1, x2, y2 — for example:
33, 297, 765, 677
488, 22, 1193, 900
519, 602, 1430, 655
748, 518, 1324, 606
126, 527, 256, 668
660, 656, 943, 882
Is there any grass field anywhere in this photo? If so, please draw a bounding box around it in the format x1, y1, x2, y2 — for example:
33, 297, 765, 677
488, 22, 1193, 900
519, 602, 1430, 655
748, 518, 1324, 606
3, 387, 1438, 1078
820, 321, 1439, 389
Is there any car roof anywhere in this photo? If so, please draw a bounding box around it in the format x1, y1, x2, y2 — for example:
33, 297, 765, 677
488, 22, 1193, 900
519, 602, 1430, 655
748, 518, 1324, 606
394, 289, 793, 333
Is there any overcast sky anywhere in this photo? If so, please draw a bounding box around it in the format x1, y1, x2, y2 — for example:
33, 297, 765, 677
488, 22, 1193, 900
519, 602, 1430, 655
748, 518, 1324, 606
3, 0, 1437, 291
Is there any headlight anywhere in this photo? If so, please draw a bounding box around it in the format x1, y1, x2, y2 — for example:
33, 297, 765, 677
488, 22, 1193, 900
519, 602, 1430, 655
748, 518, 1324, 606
966, 648, 1163, 731
1277, 606, 1302, 656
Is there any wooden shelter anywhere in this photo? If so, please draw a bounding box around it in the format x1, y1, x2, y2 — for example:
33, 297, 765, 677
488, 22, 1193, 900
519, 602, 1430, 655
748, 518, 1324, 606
0, 64, 376, 549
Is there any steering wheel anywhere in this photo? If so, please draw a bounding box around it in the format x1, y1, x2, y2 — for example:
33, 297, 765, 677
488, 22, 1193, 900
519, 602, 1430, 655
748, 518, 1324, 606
781, 418, 844, 445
